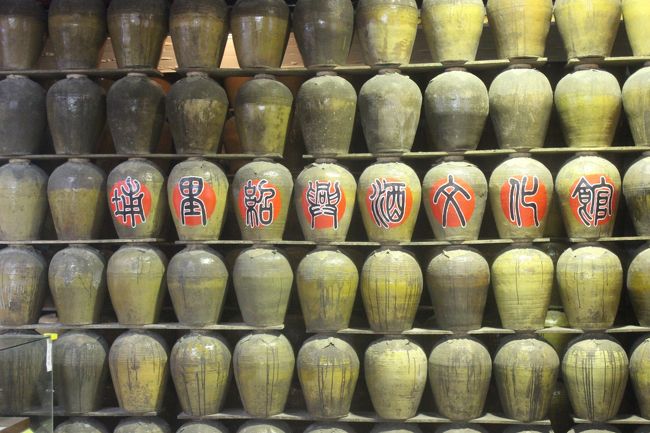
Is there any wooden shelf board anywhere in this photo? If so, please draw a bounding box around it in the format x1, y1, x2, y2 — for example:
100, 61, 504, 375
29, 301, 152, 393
0, 68, 163, 78
0, 418, 29, 433
178, 410, 550, 425
567, 56, 650, 68
0, 153, 281, 161
0, 239, 166, 245
304, 147, 650, 160
0, 322, 283, 331
573, 415, 650, 425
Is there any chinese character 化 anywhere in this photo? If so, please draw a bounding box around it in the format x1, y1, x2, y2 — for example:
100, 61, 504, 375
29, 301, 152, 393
507, 176, 541, 227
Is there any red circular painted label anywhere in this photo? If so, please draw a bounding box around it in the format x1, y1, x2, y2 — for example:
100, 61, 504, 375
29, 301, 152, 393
109, 177, 152, 228
172, 176, 217, 227
499, 175, 548, 228
429, 174, 476, 228
568, 174, 618, 227
365, 177, 413, 229
237, 179, 282, 228
300, 180, 347, 230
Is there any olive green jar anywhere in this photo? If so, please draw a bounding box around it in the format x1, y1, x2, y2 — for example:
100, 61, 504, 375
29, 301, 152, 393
47, 75, 106, 155
167, 158, 229, 241
294, 162, 356, 243
167, 72, 228, 155
491, 245, 554, 331
296, 73, 357, 157
0, 0, 45, 70
107, 158, 168, 239
361, 248, 423, 333
167, 246, 228, 326
424, 69, 488, 152
107, 73, 165, 155
555, 67, 622, 149
0, 159, 47, 241
486, 0, 553, 59
48, 0, 107, 69
423, 159, 488, 241
107, 244, 167, 326
231, 160, 294, 241
171, 332, 232, 416
230, 0, 289, 68
542, 310, 572, 355
365, 337, 427, 420
358, 160, 422, 243
489, 65, 553, 150
0, 75, 46, 155
107, 0, 168, 69
48, 159, 106, 240
555, 154, 621, 239
489, 155, 554, 239
627, 245, 650, 326
623, 155, 650, 235
0, 246, 47, 325
428, 338, 492, 421
109, 330, 169, 414
293, 0, 354, 68
562, 336, 629, 422
623, 0, 650, 56
494, 337, 560, 422
296, 247, 359, 332
554, 0, 622, 60
623, 66, 650, 147
53, 331, 109, 414
421, 0, 485, 64
359, 70, 422, 154
235, 75, 293, 155
297, 335, 359, 419
49, 245, 106, 325
170, 0, 228, 69
426, 246, 489, 331
356, 0, 418, 66
557, 244, 623, 330
233, 247, 293, 327
233, 332, 295, 417
630, 336, 650, 418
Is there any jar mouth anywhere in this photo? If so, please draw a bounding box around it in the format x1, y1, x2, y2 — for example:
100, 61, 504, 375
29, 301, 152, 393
253, 73, 276, 81
186, 71, 209, 78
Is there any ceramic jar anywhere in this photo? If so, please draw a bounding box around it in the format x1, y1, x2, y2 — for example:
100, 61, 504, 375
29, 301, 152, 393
0, 159, 47, 241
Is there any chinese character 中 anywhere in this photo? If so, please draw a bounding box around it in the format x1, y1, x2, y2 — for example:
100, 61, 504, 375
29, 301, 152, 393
369, 179, 407, 229
432, 174, 472, 228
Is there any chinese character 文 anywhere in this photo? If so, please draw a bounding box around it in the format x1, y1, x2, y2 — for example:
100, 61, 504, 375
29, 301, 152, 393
369, 179, 407, 229
179, 176, 207, 226
508, 176, 541, 227
432, 174, 472, 228
243, 179, 276, 228
305, 180, 342, 229
571, 176, 614, 227
111, 176, 146, 228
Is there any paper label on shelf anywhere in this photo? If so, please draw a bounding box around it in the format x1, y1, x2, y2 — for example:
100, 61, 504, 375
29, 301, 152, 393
46, 338, 52, 372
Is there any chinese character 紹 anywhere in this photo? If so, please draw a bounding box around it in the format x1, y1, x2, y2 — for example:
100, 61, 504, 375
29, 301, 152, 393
507, 176, 541, 227
179, 176, 207, 226
243, 179, 277, 228
571, 176, 614, 227
305, 180, 342, 229
111, 176, 146, 228
432, 174, 472, 228
369, 179, 407, 229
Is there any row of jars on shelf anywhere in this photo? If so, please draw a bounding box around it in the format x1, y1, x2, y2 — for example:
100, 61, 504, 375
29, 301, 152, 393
17, 329, 646, 423
2, 152, 649, 244
3, 0, 650, 71
5, 64, 650, 159
51, 419, 566, 433
3, 237, 650, 334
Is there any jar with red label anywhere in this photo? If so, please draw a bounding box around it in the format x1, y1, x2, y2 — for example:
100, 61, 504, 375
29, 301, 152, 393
294, 161, 356, 243
231, 159, 293, 241
167, 158, 229, 241
357, 158, 421, 243
107, 158, 168, 239
489, 153, 554, 240
555, 154, 621, 240
422, 157, 487, 241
